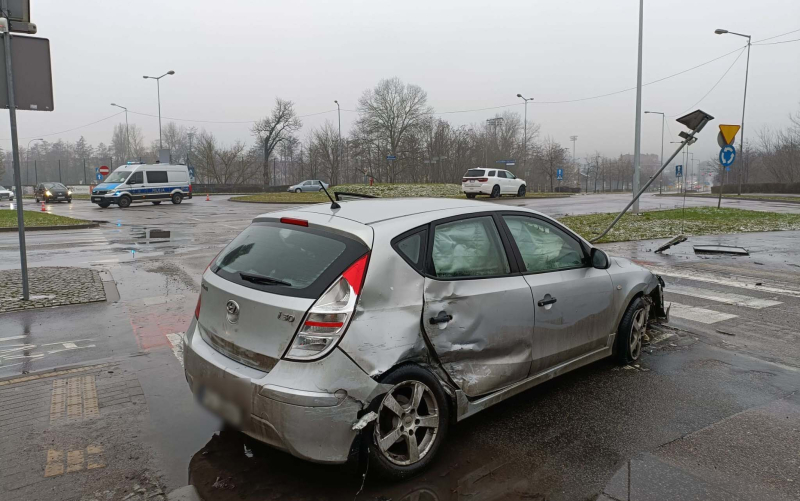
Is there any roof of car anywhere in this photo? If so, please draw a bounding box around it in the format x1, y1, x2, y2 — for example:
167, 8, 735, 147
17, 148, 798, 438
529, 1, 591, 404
284, 197, 531, 225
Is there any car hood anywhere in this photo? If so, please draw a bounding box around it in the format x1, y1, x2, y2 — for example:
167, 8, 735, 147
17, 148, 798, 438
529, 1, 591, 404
94, 183, 121, 191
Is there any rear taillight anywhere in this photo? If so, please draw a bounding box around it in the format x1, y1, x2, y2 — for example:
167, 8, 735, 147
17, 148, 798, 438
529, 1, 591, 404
194, 295, 201, 320
477, 178, 488, 182
285, 253, 370, 360
462, 178, 468, 183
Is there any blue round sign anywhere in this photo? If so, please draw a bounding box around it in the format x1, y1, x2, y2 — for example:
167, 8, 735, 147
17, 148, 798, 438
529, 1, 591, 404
719, 145, 736, 167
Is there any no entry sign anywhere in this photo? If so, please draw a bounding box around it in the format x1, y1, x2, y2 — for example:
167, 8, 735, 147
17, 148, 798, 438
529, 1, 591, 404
99, 165, 110, 176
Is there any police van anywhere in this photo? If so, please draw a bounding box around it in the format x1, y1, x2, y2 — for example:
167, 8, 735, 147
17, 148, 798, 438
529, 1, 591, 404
91, 163, 192, 208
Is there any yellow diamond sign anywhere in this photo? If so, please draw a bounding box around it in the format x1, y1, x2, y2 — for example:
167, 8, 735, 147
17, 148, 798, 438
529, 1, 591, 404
719, 124, 741, 145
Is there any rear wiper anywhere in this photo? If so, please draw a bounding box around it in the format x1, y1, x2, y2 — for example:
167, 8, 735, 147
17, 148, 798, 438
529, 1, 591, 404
239, 273, 291, 287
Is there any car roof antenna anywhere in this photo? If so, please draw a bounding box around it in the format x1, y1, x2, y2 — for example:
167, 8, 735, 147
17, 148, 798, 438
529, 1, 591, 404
318, 181, 340, 209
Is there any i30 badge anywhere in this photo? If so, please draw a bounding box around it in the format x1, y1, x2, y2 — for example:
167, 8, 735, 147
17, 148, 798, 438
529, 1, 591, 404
226, 300, 240, 324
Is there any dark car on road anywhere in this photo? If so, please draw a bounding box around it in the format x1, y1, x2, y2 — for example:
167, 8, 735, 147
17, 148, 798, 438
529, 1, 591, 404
35, 182, 72, 203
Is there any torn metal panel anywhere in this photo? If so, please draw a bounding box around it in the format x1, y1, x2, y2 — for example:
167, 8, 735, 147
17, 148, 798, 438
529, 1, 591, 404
693, 245, 749, 256
654, 235, 687, 254
422, 276, 535, 397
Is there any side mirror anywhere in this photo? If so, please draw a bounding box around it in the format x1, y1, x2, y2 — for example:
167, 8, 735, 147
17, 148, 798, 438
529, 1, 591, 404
591, 248, 610, 269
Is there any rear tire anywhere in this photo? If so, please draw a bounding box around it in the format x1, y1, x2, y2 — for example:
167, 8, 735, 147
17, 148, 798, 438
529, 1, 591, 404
490, 185, 501, 198
171, 193, 183, 205
118, 195, 131, 209
368, 365, 450, 480
67, 199, 72, 204
465, 193, 476, 199
35, 197, 39, 203
616, 296, 647, 365
517, 185, 526, 197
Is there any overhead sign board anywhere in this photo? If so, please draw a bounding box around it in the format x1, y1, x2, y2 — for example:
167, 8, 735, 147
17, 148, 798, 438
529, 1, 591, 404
0, 35, 54, 111
495, 159, 516, 164
719, 124, 740, 146
675, 165, 683, 178
386, 155, 397, 161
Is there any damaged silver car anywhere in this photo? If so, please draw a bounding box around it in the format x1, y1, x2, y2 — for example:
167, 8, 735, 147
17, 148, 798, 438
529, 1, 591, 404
183, 198, 667, 478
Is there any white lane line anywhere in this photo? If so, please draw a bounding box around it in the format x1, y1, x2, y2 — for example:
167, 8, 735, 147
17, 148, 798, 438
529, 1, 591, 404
648, 267, 800, 298
166, 333, 184, 368
668, 302, 738, 324
667, 285, 782, 309
0, 336, 26, 342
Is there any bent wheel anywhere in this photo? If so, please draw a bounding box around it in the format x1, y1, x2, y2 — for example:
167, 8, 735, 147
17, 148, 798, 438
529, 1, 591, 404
616, 296, 647, 364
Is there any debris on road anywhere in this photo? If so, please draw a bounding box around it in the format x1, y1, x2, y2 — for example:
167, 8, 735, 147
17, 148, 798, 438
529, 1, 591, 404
693, 245, 749, 255
654, 235, 688, 253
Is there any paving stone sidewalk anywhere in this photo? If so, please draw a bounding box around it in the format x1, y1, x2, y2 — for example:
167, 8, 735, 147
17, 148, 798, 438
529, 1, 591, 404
0, 267, 106, 314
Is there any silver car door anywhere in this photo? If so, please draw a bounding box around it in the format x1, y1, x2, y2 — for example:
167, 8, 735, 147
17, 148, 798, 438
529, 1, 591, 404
422, 214, 535, 397
500, 214, 615, 374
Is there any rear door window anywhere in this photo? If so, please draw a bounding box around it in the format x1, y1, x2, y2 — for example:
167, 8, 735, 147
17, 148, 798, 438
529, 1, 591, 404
430, 216, 510, 278
465, 169, 485, 177
487, 170, 496, 176
212, 221, 369, 299
146, 171, 168, 183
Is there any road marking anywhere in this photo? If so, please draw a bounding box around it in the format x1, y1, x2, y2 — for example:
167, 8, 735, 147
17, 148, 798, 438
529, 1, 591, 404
668, 302, 738, 324
666, 285, 782, 309
0, 335, 26, 342
0, 362, 114, 387
43, 445, 104, 477
44, 450, 64, 477
649, 266, 800, 298
66, 450, 84, 473
166, 333, 185, 368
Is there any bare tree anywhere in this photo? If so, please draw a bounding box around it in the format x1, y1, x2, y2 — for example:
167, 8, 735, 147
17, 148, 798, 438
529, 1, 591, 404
251, 98, 302, 186
356, 77, 433, 182
310, 121, 340, 185
539, 137, 569, 192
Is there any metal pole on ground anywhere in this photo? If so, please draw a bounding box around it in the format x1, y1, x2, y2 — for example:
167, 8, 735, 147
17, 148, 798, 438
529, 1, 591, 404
3, 0, 30, 300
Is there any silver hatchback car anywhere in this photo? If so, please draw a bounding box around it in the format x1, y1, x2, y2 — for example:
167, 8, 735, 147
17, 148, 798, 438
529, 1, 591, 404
184, 198, 666, 478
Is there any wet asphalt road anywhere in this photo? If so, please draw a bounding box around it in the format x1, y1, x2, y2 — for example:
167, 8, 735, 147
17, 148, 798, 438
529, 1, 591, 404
1, 194, 799, 501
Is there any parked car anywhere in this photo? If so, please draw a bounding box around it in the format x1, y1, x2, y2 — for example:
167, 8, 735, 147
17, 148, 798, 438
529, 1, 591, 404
183, 197, 666, 478
287, 180, 330, 193
0, 185, 13, 201
91, 163, 192, 208
461, 168, 526, 198
35, 182, 72, 203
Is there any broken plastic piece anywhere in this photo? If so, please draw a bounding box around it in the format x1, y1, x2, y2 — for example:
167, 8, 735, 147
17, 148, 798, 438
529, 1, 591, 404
351, 411, 378, 431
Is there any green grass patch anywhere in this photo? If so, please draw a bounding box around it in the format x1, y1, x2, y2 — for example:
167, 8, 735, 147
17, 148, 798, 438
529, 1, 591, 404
560, 207, 800, 243
231, 183, 570, 203
0, 210, 91, 228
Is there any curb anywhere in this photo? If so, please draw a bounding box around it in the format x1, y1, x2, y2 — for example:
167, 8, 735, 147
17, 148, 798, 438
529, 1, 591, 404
655, 194, 800, 205
228, 195, 573, 204
0, 223, 100, 232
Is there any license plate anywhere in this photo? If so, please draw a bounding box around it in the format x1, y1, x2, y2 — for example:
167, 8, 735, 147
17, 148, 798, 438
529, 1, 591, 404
469, 180, 476, 183
198, 386, 242, 425
92, 197, 101, 202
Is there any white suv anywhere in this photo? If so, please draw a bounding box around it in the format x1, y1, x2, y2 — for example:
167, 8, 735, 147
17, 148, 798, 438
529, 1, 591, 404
461, 168, 526, 198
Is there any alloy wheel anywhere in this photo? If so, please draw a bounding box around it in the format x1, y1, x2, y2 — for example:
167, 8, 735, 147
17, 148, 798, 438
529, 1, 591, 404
630, 308, 645, 360
375, 381, 440, 466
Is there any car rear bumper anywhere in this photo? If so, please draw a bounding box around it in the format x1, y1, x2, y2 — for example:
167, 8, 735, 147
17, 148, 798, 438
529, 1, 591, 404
183, 318, 386, 464
461, 184, 489, 194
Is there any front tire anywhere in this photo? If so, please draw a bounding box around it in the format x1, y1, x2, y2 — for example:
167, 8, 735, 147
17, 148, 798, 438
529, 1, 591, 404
616, 296, 647, 364
35, 197, 39, 203
171, 193, 183, 204
118, 195, 132, 209
368, 365, 450, 479
295, 188, 302, 193
67, 199, 72, 204
97, 201, 111, 209
517, 185, 526, 197
152, 201, 162, 205
490, 185, 501, 198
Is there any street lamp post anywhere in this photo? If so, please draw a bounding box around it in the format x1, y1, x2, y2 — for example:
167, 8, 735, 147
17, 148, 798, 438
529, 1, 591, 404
26, 138, 43, 185
715, 29, 750, 195
644, 111, 665, 194
632, 0, 645, 213
110, 103, 129, 161
334, 100, 341, 182
143, 70, 175, 150
517, 94, 534, 179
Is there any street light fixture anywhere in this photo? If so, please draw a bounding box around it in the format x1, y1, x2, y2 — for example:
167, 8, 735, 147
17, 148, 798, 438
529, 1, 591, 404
26, 138, 43, 185
110, 103, 130, 161
517, 94, 533, 178
143, 70, 175, 150
644, 111, 665, 194
715, 28, 751, 195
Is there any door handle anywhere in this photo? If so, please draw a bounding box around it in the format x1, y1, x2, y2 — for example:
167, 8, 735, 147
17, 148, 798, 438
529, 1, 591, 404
537, 296, 557, 307
429, 311, 453, 325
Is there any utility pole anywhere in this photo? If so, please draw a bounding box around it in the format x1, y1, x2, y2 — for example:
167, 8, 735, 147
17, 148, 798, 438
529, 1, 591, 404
631, 0, 644, 213
517, 94, 533, 178
3, 0, 29, 300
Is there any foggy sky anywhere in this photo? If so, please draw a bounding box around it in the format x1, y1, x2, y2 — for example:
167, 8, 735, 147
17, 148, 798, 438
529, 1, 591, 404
2, 0, 799, 166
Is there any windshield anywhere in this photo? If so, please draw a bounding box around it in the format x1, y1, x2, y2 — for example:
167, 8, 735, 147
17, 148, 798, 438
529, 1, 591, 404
212, 221, 369, 299
104, 170, 131, 183
44, 183, 66, 190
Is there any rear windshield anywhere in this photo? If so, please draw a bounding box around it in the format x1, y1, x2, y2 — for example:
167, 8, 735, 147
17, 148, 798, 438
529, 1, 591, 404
465, 169, 485, 177
212, 221, 369, 299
